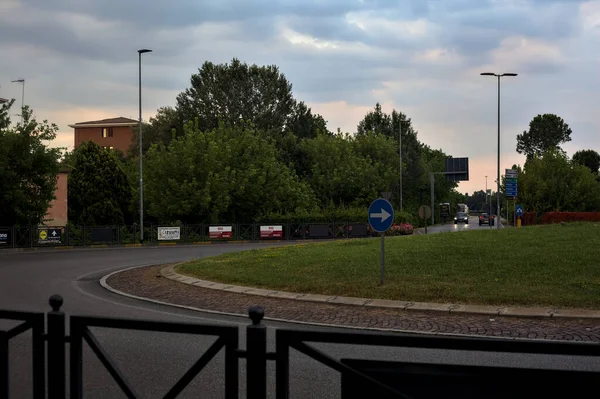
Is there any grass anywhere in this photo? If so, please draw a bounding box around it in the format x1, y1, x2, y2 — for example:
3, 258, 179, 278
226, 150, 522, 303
176, 222, 600, 309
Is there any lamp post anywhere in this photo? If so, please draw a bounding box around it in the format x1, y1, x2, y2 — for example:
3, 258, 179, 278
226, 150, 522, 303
480, 72, 517, 229
398, 119, 409, 212
138, 49, 152, 244
11, 79, 25, 124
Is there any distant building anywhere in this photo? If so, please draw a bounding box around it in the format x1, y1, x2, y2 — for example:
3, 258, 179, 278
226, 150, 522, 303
69, 117, 138, 153
44, 167, 71, 227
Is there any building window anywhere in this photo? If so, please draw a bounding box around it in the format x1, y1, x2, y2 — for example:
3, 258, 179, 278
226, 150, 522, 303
102, 127, 114, 138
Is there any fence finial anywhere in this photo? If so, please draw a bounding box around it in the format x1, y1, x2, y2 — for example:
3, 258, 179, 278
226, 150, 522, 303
248, 306, 265, 325
49, 294, 63, 312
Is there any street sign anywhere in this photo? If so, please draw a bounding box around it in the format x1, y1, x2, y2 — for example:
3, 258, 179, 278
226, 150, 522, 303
38, 228, 61, 244
368, 198, 395, 286
368, 198, 395, 233
516, 205, 524, 217
418, 205, 432, 220
505, 168, 518, 178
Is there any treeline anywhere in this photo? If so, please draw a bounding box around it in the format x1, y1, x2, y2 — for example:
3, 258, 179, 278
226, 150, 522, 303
2, 58, 465, 227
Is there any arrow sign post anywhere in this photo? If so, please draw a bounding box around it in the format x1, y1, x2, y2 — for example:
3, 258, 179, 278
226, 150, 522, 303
368, 198, 395, 285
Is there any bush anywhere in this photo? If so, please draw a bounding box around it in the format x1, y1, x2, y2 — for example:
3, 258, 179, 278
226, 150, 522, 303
385, 223, 414, 236
540, 212, 600, 224
259, 207, 418, 226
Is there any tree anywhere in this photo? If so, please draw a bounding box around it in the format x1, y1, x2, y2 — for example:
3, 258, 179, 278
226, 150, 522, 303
356, 103, 429, 209
572, 149, 600, 175
142, 120, 317, 223
0, 105, 62, 225
516, 114, 572, 159
68, 141, 133, 225
128, 106, 182, 156
518, 150, 600, 213
175, 58, 326, 140
0, 98, 15, 130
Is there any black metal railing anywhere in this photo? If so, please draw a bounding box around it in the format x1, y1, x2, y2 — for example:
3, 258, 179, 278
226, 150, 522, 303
2, 295, 600, 398
0, 222, 379, 249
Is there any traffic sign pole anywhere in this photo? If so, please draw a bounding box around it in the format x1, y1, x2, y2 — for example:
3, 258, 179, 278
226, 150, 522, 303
368, 198, 395, 285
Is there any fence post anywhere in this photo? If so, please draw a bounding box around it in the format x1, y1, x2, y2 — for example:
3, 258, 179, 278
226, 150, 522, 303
246, 306, 267, 399
0, 331, 8, 399
47, 294, 66, 399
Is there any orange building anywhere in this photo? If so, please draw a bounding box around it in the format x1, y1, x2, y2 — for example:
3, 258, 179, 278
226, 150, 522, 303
69, 117, 138, 153
44, 168, 71, 226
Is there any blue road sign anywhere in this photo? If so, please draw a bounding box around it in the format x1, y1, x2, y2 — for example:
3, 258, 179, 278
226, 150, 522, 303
368, 198, 395, 233
516, 204, 524, 217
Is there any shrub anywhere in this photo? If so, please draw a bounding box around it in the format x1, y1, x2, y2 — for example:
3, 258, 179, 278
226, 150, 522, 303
386, 223, 414, 236
540, 212, 600, 224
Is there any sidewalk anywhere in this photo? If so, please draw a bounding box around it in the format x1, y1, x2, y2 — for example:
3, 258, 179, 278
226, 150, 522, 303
103, 264, 600, 342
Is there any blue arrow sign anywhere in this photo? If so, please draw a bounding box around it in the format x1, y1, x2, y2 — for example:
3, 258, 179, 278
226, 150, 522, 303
368, 198, 395, 233
516, 204, 524, 217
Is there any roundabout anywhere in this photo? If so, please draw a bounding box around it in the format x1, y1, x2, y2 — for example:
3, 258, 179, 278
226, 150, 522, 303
2, 242, 600, 398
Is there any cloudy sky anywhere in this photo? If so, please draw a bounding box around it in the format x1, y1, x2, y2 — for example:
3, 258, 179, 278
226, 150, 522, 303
2, 0, 599, 194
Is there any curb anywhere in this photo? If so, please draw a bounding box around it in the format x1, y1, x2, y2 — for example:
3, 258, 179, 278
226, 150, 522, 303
161, 265, 600, 320
0, 240, 324, 254
99, 265, 565, 340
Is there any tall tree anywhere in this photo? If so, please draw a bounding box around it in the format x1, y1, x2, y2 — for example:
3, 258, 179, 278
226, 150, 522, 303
516, 114, 572, 159
142, 120, 317, 223
572, 149, 600, 175
129, 106, 183, 156
0, 98, 15, 130
68, 141, 133, 225
0, 105, 62, 225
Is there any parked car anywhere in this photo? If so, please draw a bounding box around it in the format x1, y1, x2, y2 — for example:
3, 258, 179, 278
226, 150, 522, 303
479, 213, 495, 226
454, 212, 469, 224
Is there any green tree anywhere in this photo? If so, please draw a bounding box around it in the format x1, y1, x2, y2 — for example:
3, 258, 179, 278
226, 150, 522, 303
572, 149, 600, 175
142, 120, 317, 223
299, 131, 397, 208
356, 103, 429, 209
518, 150, 600, 213
129, 106, 182, 156
516, 114, 572, 159
68, 141, 133, 225
175, 58, 325, 140
0, 98, 15, 130
0, 105, 62, 225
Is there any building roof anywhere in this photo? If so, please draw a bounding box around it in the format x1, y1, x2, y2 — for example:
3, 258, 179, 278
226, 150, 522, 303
68, 117, 138, 128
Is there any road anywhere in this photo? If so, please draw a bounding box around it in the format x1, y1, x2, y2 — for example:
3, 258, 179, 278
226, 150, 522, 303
421, 215, 498, 234
1, 233, 597, 398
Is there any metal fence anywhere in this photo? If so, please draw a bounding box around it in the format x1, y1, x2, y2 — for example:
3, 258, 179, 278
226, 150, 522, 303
0, 223, 374, 249
2, 295, 600, 398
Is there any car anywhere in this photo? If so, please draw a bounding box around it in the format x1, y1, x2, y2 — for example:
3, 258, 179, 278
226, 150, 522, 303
479, 213, 495, 226
454, 212, 469, 224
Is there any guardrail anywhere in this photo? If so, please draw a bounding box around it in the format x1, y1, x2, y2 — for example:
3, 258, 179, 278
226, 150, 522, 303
2, 295, 599, 398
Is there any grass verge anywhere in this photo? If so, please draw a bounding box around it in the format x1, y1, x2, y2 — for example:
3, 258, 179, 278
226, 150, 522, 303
176, 222, 600, 309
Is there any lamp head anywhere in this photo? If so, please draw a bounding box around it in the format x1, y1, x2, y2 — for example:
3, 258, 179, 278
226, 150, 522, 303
138, 49, 152, 54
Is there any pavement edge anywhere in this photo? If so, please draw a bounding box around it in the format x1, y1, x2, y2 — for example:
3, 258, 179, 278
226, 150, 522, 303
99, 264, 563, 340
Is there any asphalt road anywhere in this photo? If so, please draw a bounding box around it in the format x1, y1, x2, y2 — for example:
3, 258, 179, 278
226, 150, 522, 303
423, 215, 499, 234
2, 234, 598, 398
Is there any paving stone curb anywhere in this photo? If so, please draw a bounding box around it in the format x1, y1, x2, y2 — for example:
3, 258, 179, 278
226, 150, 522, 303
162, 264, 600, 320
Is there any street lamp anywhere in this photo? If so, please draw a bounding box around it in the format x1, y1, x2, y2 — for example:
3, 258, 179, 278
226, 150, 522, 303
480, 72, 517, 229
138, 48, 152, 244
11, 79, 25, 124
398, 119, 409, 212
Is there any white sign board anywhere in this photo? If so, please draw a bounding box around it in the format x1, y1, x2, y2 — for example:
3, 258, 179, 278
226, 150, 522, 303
260, 225, 283, 238
209, 226, 232, 239
158, 227, 181, 240
505, 169, 518, 178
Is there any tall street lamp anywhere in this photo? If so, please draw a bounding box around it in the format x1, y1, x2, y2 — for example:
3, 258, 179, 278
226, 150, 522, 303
11, 79, 25, 124
398, 119, 409, 212
138, 48, 152, 244
480, 72, 517, 229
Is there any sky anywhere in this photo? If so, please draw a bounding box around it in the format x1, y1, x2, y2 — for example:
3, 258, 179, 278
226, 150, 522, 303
1, 0, 599, 194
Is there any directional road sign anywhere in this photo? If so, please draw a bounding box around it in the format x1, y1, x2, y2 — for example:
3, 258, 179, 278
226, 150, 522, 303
516, 204, 524, 217
368, 198, 395, 233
